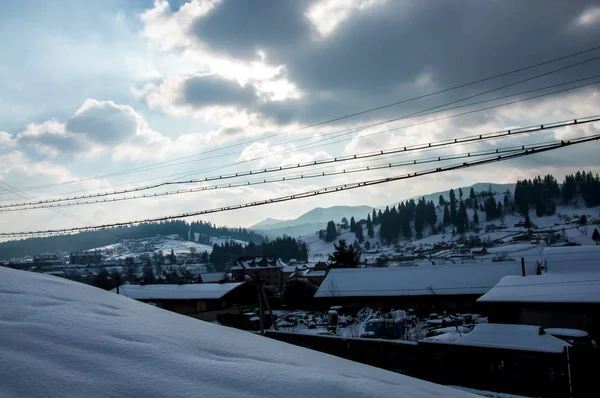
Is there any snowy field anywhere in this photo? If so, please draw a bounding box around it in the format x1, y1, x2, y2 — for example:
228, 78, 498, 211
0, 268, 477, 398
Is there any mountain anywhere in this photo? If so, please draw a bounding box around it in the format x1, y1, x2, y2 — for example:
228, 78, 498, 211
251, 183, 515, 239
251, 205, 376, 238
251, 217, 289, 229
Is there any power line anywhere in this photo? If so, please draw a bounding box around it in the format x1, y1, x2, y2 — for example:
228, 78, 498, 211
3, 46, 599, 195
3, 116, 598, 209
1, 144, 544, 212
2, 134, 597, 237
5, 75, 600, 203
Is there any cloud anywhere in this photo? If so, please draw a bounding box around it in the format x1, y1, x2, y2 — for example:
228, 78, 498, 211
576, 6, 600, 26
16, 120, 91, 157
66, 99, 147, 145
13, 99, 173, 161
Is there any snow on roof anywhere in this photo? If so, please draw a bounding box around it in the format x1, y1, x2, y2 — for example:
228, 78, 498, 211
544, 328, 588, 338
198, 272, 226, 283
113, 282, 244, 300
282, 265, 297, 273
314, 262, 537, 298
0, 267, 476, 398
306, 270, 327, 277
230, 256, 287, 270
539, 246, 600, 273
453, 324, 570, 353
477, 272, 600, 303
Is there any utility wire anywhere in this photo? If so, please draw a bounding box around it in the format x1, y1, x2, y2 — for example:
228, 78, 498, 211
1, 144, 543, 212
2, 116, 598, 209
3, 46, 599, 194
2, 133, 597, 237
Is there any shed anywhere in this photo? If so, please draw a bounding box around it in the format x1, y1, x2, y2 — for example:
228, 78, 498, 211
112, 282, 256, 321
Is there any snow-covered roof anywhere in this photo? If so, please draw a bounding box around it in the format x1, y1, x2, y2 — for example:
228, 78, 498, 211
198, 272, 226, 283
230, 256, 287, 270
453, 324, 570, 353
0, 267, 476, 398
539, 246, 600, 273
282, 265, 297, 273
477, 272, 600, 303
306, 270, 327, 277
314, 262, 537, 298
113, 282, 244, 300
544, 328, 588, 338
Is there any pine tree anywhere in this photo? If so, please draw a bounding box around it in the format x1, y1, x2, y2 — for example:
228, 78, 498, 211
438, 195, 445, 206
328, 239, 360, 268
426, 201, 437, 226
473, 209, 479, 225
350, 217, 357, 233
372, 209, 378, 225
366, 214, 375, 238
524, 214, 531, 229
497, 201, 503, 216
592, 228, 600, 245
365, 240, 371, 250
484, 196, 498, 221
355, 225, 364, 243
459, 187, 463, 200
325, 221, 337, 242
169, 249, 176, 264
449, 189, 457, 225
341, 217, 349, 229
469, 187, 476, 201
457, 200, 467, 234
443, 204, 451, 227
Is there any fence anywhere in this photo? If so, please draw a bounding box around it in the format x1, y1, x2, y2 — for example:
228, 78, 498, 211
265, 331, 595, 397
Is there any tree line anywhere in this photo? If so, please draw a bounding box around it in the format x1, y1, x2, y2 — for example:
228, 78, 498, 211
0, 219, 266, 260
208, 236, 308, 271
515, 170, 600, 216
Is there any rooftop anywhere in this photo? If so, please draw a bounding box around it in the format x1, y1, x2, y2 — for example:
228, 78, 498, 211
477, 272, 600, 304
0, 267, 476, 398
113, 282, 244, 300
230, 256, 287, 270
314, 262, 538, 298
453, 323, 571, 353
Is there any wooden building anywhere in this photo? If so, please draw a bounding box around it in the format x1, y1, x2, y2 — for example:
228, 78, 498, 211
112, 282, 256, 321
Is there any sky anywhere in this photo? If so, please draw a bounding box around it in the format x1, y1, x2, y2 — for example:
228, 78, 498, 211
1, 0, 600, 235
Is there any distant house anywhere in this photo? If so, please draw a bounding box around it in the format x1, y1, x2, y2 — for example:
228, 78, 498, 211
305, 261, 328, 286
197, 272, 227, 283
229, 256, 286, 291
70, 251, 102, 265
112, 282, 255, 321
314, 262, 537, 315
477, 272, 600, 340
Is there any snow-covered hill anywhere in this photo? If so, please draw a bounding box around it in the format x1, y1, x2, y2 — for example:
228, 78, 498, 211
303, 203, 600, 262
0, 267, 476, 398
92, 234, 225, 260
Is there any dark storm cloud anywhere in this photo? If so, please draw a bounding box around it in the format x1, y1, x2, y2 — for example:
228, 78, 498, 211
178, 74, 258, 108
189, 0, 312, 60
185, 0, 600, 125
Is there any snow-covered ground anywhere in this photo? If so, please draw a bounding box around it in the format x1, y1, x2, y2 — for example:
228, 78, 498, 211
92, 234, 214, 260
302, 204, 600, 262
0, 268, 477, 398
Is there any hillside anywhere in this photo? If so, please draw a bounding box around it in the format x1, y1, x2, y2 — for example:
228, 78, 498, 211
0, 267, 475, 398
252, 205, 375, 237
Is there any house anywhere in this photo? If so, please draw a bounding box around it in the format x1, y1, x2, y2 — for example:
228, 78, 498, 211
314, 262, 538, 315
304, 261, 328, 286
477, 272, 600, 340
70, 251, 102, 265
112, 282, 256, 321
282, 265, 297, 281
229, 256, 287, 291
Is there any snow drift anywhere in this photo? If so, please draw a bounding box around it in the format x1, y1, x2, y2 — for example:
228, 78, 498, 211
0, 268, 475, 398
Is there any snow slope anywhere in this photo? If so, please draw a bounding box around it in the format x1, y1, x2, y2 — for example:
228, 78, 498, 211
0, 268, 476, 398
